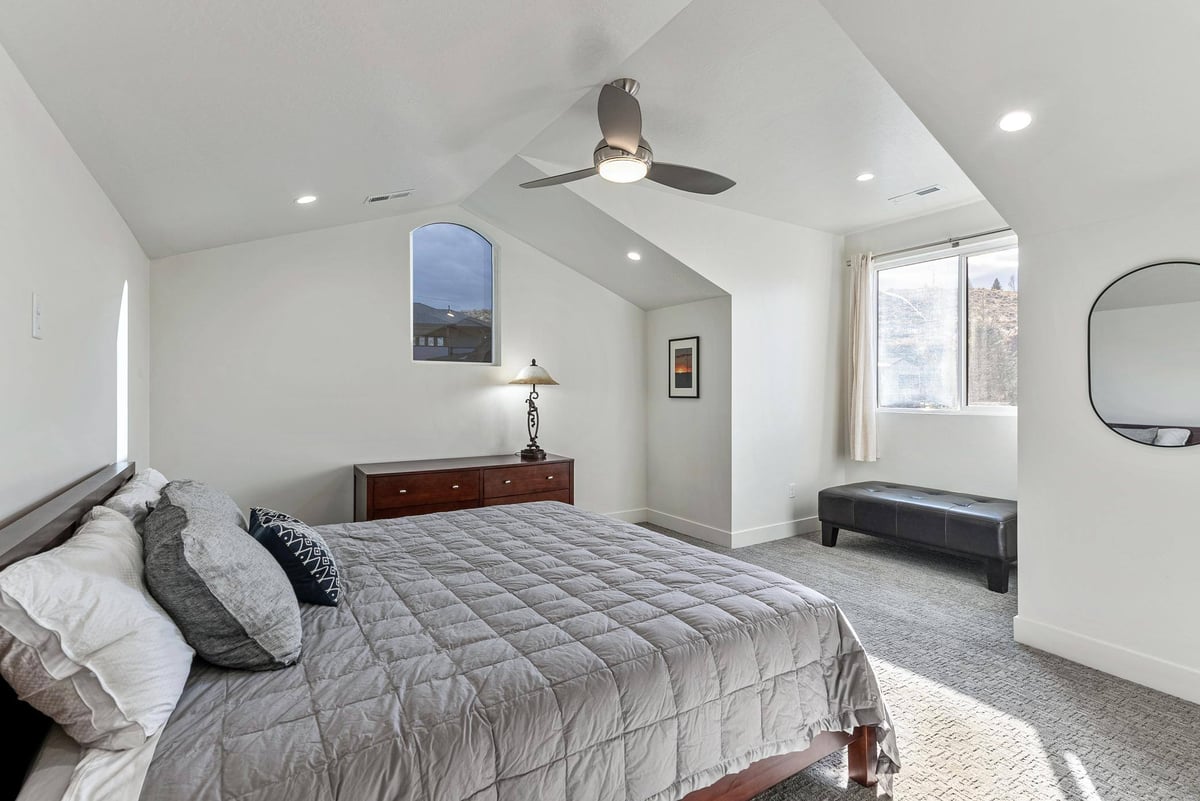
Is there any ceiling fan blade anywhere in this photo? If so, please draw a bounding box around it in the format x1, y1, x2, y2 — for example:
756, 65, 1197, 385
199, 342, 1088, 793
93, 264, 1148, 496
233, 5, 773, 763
519, 167, 598, 189
646, 162, 736, 195
598, 83, 642, 153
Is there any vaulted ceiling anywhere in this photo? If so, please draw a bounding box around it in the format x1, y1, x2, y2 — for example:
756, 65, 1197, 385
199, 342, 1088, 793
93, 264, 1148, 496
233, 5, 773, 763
818, 0, 1200, 239
0, 0, 983, 284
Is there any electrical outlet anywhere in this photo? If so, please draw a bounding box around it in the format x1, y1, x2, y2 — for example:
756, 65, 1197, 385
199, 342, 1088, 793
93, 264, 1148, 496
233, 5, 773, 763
787, 482, 797, 499
31, 293, 42, 339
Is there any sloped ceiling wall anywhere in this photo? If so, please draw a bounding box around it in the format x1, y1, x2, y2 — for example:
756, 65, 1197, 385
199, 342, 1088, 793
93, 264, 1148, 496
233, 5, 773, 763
462, 157, 727, 310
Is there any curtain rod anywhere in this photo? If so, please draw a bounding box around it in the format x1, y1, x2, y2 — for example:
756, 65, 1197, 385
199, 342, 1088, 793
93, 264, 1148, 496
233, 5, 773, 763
871, 226, 1014, 261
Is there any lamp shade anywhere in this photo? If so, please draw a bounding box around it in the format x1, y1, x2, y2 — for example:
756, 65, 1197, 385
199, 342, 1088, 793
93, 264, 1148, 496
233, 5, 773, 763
508, 359, 558, 386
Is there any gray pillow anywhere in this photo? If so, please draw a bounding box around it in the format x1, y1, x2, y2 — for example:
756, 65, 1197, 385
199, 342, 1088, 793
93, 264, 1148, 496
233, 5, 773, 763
143, 481, 301, 670
1113, 426, 1157, 444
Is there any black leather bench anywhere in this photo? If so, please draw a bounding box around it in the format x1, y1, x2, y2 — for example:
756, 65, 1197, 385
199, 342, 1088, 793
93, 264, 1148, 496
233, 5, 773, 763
818, 481, 1018, 592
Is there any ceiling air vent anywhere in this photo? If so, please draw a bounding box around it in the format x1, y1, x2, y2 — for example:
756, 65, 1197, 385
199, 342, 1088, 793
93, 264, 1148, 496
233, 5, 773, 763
888, 184, 943, 204
363, 189, 414, 205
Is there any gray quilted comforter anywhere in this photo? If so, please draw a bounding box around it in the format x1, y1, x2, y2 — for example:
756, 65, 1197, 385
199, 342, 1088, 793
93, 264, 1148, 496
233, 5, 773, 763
142, 502, 899, 800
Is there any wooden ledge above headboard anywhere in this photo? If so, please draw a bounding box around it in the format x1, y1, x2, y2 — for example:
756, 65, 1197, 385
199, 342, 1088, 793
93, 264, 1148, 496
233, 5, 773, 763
0, 462, 135, 570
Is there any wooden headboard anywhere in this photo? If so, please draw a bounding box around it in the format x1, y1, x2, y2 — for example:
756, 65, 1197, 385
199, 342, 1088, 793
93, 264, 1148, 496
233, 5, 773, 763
0, 462, 134, 800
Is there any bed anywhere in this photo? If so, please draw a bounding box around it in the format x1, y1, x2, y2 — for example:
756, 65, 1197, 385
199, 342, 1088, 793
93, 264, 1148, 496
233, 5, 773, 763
0, 463, 899, 801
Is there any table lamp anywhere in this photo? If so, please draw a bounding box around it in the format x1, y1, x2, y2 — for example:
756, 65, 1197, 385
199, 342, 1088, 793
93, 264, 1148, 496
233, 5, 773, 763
509, 359, 558, 461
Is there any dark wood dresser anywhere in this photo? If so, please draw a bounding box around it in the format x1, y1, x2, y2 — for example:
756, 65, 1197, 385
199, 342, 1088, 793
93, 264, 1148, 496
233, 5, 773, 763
353, 454, 574, 521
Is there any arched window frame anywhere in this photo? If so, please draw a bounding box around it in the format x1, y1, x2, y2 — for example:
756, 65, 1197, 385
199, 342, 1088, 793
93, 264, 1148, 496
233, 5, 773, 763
410, 222, 497, 365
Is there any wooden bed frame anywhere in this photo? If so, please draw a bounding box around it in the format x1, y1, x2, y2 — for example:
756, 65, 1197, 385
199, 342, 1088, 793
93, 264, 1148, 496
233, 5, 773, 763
0, 462, 878, 801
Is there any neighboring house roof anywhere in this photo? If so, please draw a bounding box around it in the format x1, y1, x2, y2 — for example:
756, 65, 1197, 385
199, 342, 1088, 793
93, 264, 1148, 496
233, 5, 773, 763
412, 302, 490, 327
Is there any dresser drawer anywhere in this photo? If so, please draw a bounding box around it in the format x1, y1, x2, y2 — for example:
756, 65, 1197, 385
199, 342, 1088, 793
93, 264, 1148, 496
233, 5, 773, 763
371, 470, 479, 510
484, 489, 572, 507
483, 464, 570, 499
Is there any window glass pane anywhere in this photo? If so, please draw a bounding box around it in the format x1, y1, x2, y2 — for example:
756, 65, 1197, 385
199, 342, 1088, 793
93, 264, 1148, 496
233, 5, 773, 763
877, 257, 960, 409
412, 223, 494, 363
967, 248, 1019, 406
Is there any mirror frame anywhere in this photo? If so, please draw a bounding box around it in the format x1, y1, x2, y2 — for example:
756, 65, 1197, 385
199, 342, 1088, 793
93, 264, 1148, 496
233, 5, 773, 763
1087, 259, 1200, 448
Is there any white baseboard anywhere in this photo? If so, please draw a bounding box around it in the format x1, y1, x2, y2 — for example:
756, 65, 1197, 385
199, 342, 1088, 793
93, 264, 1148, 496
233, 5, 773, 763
730, 515, 821, 548
605, 509, 821, 551
1014, 615, 1200, 705
605, 509, 649, 524
642, 509, 732, 547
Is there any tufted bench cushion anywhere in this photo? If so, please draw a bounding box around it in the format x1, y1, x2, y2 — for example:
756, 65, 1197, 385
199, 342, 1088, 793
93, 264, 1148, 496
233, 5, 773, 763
818, 481, 1018, 592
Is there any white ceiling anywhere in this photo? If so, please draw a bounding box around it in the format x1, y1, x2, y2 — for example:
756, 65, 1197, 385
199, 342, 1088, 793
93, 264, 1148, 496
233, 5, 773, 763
519, 0, 981, 235
464, 158, 726, 310
819, 0, 1200, 239
0, 0, 986, 263
0, 0, 689, 257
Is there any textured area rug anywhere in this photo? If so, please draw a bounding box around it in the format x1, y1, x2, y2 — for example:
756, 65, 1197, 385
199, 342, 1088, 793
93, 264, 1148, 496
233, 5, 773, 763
643, 525, 1200, 801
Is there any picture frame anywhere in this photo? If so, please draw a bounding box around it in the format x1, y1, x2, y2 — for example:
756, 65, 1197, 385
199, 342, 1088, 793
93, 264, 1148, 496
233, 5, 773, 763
668, 336, 700, 399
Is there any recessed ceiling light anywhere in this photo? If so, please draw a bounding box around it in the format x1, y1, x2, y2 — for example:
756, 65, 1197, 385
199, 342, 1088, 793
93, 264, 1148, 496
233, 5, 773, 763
998, 110, 1032, 132
295, 194, 318, 205
626, 251, 642, 261
856, 172, 875, 182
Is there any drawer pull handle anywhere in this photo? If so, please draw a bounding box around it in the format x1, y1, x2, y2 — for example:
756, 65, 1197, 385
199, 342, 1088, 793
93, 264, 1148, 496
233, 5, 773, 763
547, 475, 554, 480
452, 484, 460, 489
397, 489, 407, 494
504, 479, 512, 484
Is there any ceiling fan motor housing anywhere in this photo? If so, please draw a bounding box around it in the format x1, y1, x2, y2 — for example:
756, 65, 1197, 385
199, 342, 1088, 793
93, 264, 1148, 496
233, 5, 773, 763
593, 139, 653, 168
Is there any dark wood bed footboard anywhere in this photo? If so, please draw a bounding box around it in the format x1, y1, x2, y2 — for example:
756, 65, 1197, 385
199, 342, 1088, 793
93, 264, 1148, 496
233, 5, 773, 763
681, 726, 878, 801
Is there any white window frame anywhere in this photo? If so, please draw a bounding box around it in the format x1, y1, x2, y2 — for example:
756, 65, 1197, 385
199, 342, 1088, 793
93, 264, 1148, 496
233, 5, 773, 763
874, 235, 1018, 416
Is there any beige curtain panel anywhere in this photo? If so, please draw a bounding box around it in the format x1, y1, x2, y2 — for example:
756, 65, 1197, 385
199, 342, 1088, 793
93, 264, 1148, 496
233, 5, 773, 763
848, 252, 878, 462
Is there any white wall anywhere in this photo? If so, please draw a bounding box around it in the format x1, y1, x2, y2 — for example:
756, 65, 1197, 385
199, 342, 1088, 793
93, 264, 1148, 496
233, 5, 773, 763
1090, 301, 1200, 427
645, 297, 733, 542
845, 412, 1018, 499
843, 199, 1008, 258
149, 206, 647, 524
1015, 203, 1200, 704
841, 200, 1019, 499
566, 181, 846, 545
0, 43, 149, 522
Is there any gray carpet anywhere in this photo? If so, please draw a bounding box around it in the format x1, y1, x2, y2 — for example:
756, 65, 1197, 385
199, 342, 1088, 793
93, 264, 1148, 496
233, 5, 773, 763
642, 525, 1200, 801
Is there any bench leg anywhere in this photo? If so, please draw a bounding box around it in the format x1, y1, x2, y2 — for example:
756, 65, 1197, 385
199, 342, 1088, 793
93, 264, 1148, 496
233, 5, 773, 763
821, 522, 839, 547
986, 559, 1010, 593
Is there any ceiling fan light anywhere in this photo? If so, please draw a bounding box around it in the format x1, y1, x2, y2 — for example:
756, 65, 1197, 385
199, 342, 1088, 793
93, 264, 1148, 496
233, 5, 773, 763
598, 157, 648, 184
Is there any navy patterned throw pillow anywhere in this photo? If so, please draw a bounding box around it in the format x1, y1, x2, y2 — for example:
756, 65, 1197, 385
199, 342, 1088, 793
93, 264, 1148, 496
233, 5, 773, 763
248, 508, 342, 606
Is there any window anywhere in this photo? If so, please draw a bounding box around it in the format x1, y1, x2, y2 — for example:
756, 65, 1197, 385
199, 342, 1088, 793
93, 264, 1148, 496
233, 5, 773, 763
116, 280, 129, 461
411, 223, 494, 363
876, 245, 1017, 410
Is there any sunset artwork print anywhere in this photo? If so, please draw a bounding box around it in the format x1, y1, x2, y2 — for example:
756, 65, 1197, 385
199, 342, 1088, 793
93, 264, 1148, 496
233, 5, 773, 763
668, 337, 700, 398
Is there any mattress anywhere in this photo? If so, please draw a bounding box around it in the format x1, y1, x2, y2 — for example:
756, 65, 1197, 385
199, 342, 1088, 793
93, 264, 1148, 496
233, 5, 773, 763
141, 502, 898, 800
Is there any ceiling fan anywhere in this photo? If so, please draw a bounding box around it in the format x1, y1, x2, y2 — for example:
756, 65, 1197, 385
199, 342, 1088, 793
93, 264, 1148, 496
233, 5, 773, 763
519, 78, 736, 195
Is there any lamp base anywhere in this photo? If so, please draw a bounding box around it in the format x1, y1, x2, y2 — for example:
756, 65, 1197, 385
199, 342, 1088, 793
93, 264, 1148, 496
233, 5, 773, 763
519, 446, 547, 461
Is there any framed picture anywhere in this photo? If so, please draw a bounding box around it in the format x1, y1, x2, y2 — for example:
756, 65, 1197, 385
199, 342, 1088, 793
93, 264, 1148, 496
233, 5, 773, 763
668, 337, 700, 398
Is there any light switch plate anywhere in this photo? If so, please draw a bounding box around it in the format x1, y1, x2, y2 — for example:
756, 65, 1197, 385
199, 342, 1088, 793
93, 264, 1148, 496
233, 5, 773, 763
31, 292, 42, 339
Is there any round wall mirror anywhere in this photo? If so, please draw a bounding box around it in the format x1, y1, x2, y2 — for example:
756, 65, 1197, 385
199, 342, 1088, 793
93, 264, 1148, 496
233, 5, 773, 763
1089, 261, 1200, 448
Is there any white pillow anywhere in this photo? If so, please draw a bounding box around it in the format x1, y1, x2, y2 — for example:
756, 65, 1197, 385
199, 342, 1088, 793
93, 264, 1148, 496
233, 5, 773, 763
1154, 428, 1192, 447
102, 468, 168, 531
0, 506, 194, 749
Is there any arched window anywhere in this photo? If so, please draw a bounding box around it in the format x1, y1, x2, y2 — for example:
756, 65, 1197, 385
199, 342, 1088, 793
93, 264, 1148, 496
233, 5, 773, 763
411, 223, 494, 364
116, 280, 129, 461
